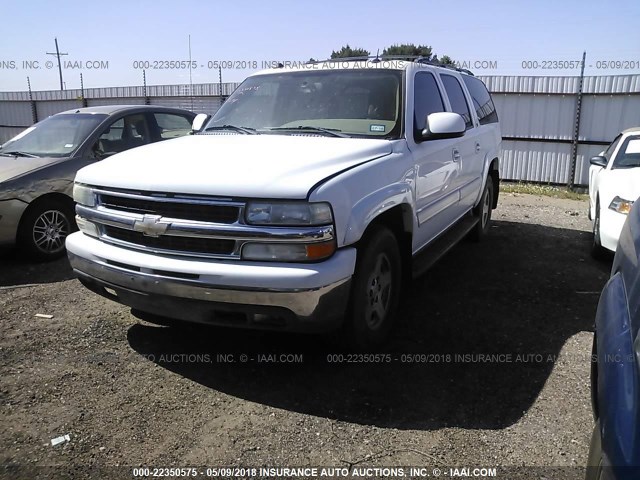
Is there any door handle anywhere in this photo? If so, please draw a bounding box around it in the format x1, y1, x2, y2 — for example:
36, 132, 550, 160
475, 142, 481, 153
452, 148, 461, 162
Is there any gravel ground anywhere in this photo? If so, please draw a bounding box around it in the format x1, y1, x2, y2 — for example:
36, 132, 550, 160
0, 192, 612, 480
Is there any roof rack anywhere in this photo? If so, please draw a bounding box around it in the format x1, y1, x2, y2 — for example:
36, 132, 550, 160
304, 55, 474, 76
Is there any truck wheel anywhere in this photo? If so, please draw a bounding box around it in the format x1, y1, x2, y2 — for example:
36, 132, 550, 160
591, 200, 608, 260
469, 176, 494, 241
18, 198, 76, 261
345, 226, 401, 350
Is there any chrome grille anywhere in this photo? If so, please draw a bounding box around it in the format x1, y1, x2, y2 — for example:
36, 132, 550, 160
98, 193, 240, 224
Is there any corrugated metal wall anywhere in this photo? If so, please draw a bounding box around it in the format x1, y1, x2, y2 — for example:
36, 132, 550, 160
478, 74, 640, 186
1, 76, 639, 186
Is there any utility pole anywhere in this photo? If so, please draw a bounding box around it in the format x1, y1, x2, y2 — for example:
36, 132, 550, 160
46, 37, 68, 91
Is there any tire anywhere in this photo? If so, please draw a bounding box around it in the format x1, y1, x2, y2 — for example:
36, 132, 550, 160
585, 420, 604, 480
591, 199, 608, 260
344, 226, 401, 350
469, 175, 494, 242
18, 198, 76, 261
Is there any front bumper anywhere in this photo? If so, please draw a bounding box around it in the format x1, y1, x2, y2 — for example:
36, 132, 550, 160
66, 232, 356, 332
0, 199, 29, 246
599, 208, 630, 252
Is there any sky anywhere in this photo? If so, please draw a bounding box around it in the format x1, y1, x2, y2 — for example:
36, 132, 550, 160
1, 0, 639, 92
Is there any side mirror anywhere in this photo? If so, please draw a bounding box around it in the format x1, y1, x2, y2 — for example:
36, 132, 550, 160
421, 112, 465, 141
191, 113, 210, 133
589, 155, 607, 168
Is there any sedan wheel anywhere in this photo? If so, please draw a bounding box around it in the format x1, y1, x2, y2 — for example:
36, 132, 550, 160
33, 209, 69, 254
591, 200, 608, 260
18, 199, 76, 261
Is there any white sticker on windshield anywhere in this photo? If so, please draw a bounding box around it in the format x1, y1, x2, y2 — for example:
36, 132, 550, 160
370, 124, 385, 132
64, 144, 74, 148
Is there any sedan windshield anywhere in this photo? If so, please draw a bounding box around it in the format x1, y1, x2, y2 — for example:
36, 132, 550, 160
206, 69, 403, 138
0, 113, 107, 158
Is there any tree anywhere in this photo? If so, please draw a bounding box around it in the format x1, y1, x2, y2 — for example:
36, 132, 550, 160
439, 55, 455, 66
382, 44, 433, 60
330, 45, 370, 59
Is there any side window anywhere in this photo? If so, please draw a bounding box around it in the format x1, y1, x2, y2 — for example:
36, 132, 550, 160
153, 113, 193, 140
93, 114, 149, 157
413, 72, 445, 141
441, 74, 473, 129
462, 76, 498, 125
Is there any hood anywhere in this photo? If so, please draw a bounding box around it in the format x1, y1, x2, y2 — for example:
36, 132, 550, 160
0, 155, 63, 183
602, 168, 640, 203
75, 134, 394, 198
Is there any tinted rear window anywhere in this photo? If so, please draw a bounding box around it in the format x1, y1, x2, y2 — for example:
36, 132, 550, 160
462, 76, 498, 125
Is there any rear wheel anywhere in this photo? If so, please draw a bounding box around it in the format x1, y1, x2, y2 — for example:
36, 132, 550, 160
344, 226, 401, 350
18, 198, 76, 261
469, 176, 494, 241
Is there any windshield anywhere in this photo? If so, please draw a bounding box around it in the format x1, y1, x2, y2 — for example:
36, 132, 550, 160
207, 69, 403, 138
612, 136, 640, 169
0, 113, 107, 158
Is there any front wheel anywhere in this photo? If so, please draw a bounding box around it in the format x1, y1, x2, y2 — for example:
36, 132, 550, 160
591, 200, 608, 260
344, 226, 402, 350
469, 176, 494, 241
18, 199, 76, 261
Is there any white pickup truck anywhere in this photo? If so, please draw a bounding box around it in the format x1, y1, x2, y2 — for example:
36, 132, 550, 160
66, 58, 501, 349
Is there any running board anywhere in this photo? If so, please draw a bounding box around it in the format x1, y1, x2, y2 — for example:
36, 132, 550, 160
411, 215, 479, 279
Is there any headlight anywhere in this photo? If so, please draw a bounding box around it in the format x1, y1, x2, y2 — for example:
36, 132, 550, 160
242, 240, 336, 262
245, 202, 332, 226
608, 196, 634, 215
73, 183, 96, 207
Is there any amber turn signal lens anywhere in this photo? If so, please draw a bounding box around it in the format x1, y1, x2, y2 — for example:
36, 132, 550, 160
305, 240, 336, 260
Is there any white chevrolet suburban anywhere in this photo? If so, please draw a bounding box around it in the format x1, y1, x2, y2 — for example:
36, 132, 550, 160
66, 58, 501, 348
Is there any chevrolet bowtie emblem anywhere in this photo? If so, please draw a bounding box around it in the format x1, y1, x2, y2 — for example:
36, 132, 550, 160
133, 214, 171, 237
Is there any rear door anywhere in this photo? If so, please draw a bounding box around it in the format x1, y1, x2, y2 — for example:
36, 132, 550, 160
461, 75, 500, 206
439, 73, 481, 212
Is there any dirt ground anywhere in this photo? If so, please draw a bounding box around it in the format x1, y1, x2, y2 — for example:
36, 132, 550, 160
0, 192, 612, 479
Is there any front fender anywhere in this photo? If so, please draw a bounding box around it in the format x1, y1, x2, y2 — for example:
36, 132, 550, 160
343, 182, 414, 246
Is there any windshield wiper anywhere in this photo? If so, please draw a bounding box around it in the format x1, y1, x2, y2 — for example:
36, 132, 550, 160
268, 126, 348, 138
204, 125, 258, 135
0, 150, 40, 158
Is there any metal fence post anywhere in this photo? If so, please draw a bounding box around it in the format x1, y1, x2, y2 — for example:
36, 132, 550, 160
27, 76, 38, 124
143, 70, 150, 105
569, 51, 586, 190
218, 66, 226, 105
80, 73, 88, 108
